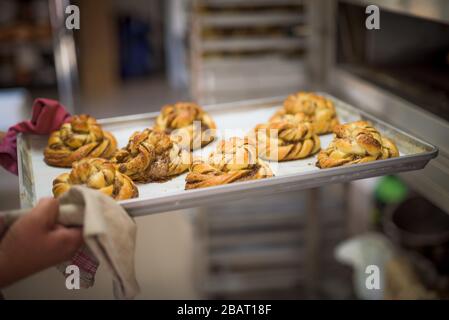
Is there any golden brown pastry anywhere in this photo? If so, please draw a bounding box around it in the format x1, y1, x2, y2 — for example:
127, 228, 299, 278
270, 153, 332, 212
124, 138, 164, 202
52, 158, 138, 200
44, 114, 117, 168
250, 114, 321, 161
154, 102, 216, 150
316, 121, 399, 168
271, 92, 339, 135
112, 128, 191, 183
185, 137, 273, 190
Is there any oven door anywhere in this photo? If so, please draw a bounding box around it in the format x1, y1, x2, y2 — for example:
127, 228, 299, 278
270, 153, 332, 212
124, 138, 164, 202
310, 0, 449, 213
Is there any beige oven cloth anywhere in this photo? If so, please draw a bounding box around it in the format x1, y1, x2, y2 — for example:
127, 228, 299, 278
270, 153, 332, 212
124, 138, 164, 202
58, 186, 139, 299
0, 186, 139, 299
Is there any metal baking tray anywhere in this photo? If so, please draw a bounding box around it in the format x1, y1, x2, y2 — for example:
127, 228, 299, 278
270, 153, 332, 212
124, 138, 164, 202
17, 94, 438, 216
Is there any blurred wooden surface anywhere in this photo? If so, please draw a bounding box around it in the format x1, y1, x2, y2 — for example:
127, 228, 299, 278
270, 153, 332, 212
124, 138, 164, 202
78, 0, 119, 99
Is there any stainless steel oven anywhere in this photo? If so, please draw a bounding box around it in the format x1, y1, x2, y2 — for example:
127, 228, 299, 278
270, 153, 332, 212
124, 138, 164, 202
309, 0, 449, 213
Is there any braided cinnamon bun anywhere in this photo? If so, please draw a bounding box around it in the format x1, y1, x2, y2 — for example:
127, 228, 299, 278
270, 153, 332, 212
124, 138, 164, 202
251, 114, 321, 161
52, 158, 138, 200
112, 128, 191, 183
44, 114, 117, 168
271, 92, 339, 135
185, 137, 273, 190
154, 102, 216, 150
316, 121, 399, 169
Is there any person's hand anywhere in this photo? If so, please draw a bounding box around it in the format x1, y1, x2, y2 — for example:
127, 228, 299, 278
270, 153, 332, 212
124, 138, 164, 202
0, 198, 83, 288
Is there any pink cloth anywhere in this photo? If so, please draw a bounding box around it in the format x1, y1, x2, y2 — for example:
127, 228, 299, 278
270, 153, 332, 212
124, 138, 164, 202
0, 98, 71, 175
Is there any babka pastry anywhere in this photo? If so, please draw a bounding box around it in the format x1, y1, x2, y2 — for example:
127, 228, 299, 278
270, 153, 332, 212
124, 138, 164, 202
52, 158, 138, 200
250, 114, 321, 161
44, 114, 117, 168
271, 92, 339, 135
185, 137, 273, 190
112, 128, 191, 183
316, 121, 399, 169
154, 102, 216, 150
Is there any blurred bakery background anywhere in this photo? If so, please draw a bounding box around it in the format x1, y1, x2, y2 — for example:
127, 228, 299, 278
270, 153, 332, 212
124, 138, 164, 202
1, 0, 449, 299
